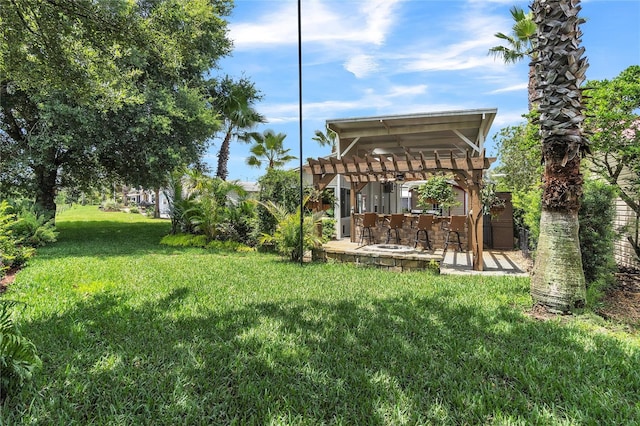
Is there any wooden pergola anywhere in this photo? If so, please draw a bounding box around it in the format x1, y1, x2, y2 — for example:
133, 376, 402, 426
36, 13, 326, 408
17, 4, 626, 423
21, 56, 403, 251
304, 109, 498, 271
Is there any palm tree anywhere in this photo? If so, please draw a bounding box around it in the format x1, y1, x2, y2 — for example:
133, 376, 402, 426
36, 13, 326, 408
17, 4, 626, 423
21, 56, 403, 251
246, 129, 297, 170
312, 128, 337, 153
530, 0, 589, 313
212, 76, 265, 180
488, 5, 538, 110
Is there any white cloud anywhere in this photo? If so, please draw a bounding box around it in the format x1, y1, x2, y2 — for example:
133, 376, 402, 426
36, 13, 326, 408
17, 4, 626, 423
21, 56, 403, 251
491, 111, 528, 128
229, 0, 403, 50
488, 83, 528, 94
344, 54, 379, 78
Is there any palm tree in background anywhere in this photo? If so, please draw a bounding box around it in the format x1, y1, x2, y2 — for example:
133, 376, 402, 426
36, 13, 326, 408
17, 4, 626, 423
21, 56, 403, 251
312, 128, 337, 153
488, 5, 538, 110
530, 0, 589, 313
246, 129, 297, 170
212, 76, 265, 181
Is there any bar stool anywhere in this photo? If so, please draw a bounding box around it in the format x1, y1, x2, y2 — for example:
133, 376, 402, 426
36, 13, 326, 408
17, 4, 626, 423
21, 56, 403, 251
413, 214, 434, 250
443, 215, 466, 252
359, 212, 378, 245
385, 214, 405, 244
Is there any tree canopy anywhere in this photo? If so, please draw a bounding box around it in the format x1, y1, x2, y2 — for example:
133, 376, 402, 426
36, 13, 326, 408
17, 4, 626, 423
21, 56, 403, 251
585, 65, 640, 259
0, 0, 234, 214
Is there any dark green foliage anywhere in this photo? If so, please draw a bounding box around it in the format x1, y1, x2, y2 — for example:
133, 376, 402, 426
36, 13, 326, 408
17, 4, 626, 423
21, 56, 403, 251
579, 180, 617, 286
0, 300, 42, 399
217, 200, 258, 246
159, 233, 252, 252
256, 169, 301, 237
9, 200, 58, 247
0, 201, 35, 277
1, 0, 234, 213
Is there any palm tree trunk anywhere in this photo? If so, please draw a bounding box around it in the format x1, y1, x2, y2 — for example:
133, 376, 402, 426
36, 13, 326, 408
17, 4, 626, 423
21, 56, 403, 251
530, 0, 588, 312
216, 130, 233, 181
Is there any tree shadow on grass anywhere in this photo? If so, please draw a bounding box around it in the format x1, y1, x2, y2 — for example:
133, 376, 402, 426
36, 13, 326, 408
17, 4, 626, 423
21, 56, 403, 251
40, 220, 192, 259
4, 287, 639, 425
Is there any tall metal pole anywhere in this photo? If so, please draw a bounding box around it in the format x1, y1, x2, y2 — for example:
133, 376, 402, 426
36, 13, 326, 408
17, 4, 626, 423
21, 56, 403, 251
297, 0, 304, 266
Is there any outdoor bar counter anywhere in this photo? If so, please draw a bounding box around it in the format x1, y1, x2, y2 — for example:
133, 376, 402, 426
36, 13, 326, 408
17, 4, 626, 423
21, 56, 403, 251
352, 213, 468, 251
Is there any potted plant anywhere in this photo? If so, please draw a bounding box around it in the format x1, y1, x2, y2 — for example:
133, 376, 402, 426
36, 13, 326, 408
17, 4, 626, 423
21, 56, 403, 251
416, 175, 460, 212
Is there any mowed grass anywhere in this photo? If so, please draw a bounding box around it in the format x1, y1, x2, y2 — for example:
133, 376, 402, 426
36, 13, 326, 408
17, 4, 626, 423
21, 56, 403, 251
1, 206, 639, 425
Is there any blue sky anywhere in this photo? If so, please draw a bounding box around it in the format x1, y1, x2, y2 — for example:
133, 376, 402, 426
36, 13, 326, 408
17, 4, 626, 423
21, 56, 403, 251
207, 0, 640, 182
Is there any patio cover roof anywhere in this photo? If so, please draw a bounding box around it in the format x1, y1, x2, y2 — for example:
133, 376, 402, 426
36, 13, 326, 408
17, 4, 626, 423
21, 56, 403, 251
327, 108, 497, 159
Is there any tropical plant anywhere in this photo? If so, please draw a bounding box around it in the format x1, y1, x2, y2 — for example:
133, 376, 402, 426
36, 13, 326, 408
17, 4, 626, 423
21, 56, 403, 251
211, 75, 266, 180
415, 175, 459, 211
488, 5, 538, 109
246, 130, 297, 170
530, 0, 589, 313
259, 197, 324, 262
9, 200, 58, 247
256, 169, 301, 237
0, 300, 42, 399
312, 129, 338, 153
0, 201, 36, 278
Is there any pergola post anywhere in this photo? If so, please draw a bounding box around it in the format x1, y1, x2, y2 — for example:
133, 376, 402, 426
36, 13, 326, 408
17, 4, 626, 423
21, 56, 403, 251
350, 181, 357, 243
468, 170, 484, 271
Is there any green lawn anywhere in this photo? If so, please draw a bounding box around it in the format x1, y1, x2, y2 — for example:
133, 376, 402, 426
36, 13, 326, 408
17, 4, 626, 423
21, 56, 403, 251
1, 206, 639, 425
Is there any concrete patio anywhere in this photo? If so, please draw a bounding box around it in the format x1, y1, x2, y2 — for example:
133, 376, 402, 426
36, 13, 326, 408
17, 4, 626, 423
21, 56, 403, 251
322, 239, 529, 276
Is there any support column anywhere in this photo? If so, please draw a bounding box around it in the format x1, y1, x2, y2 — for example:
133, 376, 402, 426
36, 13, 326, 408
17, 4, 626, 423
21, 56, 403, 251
350, 181, 357, 242
468, 170, 484, 271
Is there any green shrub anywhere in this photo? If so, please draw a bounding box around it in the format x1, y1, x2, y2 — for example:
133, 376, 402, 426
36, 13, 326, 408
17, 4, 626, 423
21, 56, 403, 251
416, 175, 460, 210
159, 233, 208, 248
321, 217, 337, 242
259, 198, 323, 262
101, 199, 121, 211
257, 169, 300, 236
512, 188, 542, 249
579, 180, 617, 287
160, 233, 198, 247
129, 206, 140, 214
0, 201, 37, 277
0, 300, 42, 399
206, 240, 254, 252
9, 200, 58, 247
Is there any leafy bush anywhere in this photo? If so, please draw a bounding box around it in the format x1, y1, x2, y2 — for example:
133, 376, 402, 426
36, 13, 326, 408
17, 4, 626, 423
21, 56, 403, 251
257, 169, 300, 237
129, 206, 140, 214
259, 198, 323, 262
321, 217, 336, 242
579, 180, 617, 287
9, 200, 58, 247
206, 240, 254, 253
0, 201, 37, 277
217, 200, 258, 246
0, 300, 42, 399
160, 233, 207, 248
101, 199, 121, 211
512, 188, 542, 248
160, 233, 253, 252
416, 175, 460, 210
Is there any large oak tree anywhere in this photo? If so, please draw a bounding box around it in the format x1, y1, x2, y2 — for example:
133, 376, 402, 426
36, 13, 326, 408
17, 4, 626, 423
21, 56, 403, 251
0, 0, 233, 215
